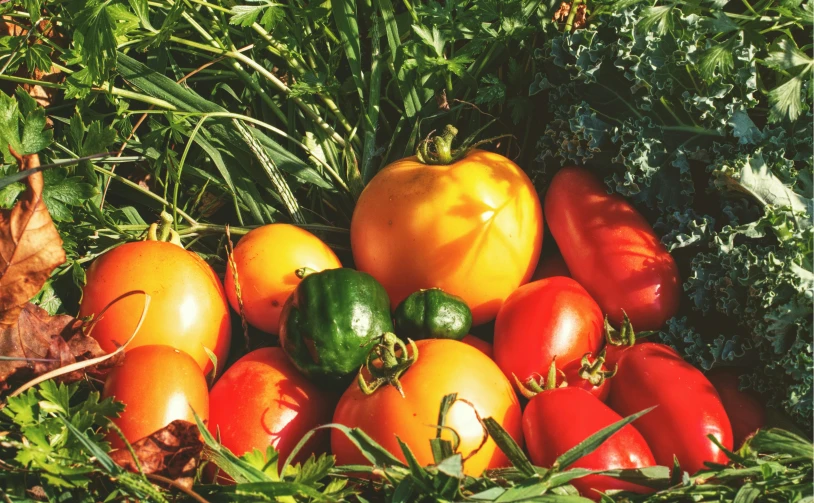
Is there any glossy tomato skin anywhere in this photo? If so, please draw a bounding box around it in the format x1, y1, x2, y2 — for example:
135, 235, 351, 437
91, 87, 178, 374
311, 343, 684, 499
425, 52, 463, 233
462, 334, 493, 359
332, 339, 523, 476
608, 343, 733, 473
208, 348, 335, 468
351, 150, 543, 326
524, 388, 655, 500
224, 224, 342, 334
493, 277, 603, 387
80, 241, 231, 375
544, 167, 680, 330
103, 345, 209, 449
706, 368, 766, 448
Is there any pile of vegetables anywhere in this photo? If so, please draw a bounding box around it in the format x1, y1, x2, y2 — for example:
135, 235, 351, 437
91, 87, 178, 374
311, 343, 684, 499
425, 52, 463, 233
0, 0, 811, 501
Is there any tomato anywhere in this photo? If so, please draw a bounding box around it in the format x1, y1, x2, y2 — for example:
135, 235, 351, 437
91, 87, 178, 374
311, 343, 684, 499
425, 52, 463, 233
523, 387, 655, 500
531, 252, 570, 281
706, 368, 766, 448
103, 345, 209, 449
351, 147, 543, 326
332, 338, 523, 476
560, 350, 615, 402
493, 277, 604, 387
462, 334, 493, 359
544, 167, 680, 330
608, 343, 733, 474
224, 224, 342, 334
80, 241, 231, 375
208, 348, 335, 471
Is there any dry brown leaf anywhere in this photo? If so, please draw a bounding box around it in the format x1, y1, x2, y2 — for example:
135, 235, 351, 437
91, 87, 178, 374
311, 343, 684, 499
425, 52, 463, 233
110, 420, 204, 489
0, 150, 66, 326
573, 5, 588, 30
552, 2, 571, 24
0, 303, 120, 392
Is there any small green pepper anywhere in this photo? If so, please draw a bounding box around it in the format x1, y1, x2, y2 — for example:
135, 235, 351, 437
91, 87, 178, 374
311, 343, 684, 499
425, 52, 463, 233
393, 288, 472, 341
279, 268, 393, 384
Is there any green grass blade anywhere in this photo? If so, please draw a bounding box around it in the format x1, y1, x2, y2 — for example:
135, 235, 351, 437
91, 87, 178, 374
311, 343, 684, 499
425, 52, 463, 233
361, 17, 384, 183
332, 0, 365, 105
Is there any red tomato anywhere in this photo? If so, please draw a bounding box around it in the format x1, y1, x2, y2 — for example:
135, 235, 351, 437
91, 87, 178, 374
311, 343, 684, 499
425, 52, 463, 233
493, 277, 604, 387
80, 241, 231, 375
224, 224, 342, 335
462, 334, 493, 359
561, 351, 615, 402
544, 167, 680, 330
208, 348, 335, 470
103, 345, 209, 449
706, 368, 766, 448
608, 343, 733, 473
523, 387, 655, 500
332, 339, 523, 476
531, 252, 570, 281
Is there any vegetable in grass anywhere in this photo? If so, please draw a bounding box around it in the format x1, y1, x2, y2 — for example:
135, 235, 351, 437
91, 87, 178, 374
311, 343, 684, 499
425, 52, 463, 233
278, 268, 393, 384
393, 288, 472, 341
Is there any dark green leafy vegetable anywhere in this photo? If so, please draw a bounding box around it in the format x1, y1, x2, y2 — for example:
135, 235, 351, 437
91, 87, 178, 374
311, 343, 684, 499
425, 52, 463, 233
533, 0, 813, 427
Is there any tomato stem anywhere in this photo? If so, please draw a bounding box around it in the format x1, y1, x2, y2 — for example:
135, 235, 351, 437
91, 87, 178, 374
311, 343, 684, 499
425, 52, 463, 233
577, 349, 617, 386
357, 332, 418, 397
146, 211, 182, 246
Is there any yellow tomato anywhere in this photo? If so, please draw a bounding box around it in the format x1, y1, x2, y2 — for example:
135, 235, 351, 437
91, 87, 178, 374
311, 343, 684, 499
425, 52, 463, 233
224, 224, 342, 334
351, 150, 543, 325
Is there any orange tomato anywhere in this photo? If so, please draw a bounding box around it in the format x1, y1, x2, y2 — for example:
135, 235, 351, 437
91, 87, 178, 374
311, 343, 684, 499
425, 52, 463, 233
332, 339, 523, 476
80, 241, 231, 375
350, 150, 543, 325
208, 347, 335, 467
102, 345, 209, 448
462, 334, 493, 359
224, 224, 342, 334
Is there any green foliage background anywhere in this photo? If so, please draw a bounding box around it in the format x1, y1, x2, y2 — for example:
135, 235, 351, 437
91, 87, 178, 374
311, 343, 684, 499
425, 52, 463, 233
0, 0, 812, 500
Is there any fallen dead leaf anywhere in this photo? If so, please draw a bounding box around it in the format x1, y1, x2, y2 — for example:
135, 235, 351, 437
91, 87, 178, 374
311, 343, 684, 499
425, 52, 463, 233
0, 150, 66, 326
0, 303, 119, 393
553, 2, 571, 24
111, 420, 204, 489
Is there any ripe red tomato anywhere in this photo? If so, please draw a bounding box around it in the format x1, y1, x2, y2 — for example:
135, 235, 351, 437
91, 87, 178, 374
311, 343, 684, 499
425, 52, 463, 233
80, 241, 231, 375
493, 277, 604, 387
706, 368, 766, 448
224, 224, 342, 335
560, 351, 615, 402
523, 387, 655, 500
103, 345, 209, 449
351, 149, 543, 326
608, 343, 733, 474
332, 339, 523, 476
544, 167, 680, 330
208, 347, 335, 469
462, 334, 493, 359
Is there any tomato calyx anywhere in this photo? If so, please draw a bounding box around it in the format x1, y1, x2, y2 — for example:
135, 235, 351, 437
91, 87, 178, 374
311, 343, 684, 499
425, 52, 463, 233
146, 211, 182, 247
605, 311, 657, 348
357, 332, 419, 398
575, 349, 617, 386
415, 123, 512, 165
295, 267, 317, 279
513, 359, 567, 400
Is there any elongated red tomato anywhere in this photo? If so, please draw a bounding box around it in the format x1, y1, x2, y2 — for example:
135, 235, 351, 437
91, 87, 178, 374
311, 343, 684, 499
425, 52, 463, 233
544, 167, 680, 330
706, 368, 766, 448
208, 348, 335, 469
523, 387, 655, 500
531, 251, 570, 281
462, 334, 493, 359
103, 345, 209, 449
493, 277, 603, 387
609, 343, 733, 473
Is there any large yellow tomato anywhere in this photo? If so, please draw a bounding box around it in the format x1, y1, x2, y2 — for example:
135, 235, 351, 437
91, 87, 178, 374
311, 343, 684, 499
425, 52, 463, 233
350, 149, 543, 325
224, 224, 342, 334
